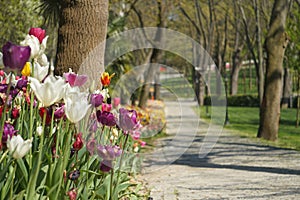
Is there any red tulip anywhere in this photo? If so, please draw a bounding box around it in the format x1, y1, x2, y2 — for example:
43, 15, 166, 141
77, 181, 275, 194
29, 28, 46, 44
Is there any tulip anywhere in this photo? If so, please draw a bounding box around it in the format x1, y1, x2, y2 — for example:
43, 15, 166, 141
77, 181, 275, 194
96, 110, 116, 127
29, 75, 66, 107
11, 107, 20, 119
113, 97, 121, 108
101, 103, 112, 112
67, 188, 77, 200
73, 133, 83, 151
21, 62, 31, 76
36, 126, 43, 136
86, 137, 96, 155
97, 145, 122, 172
29, 27, 46, 44
32, 61, 49, 82
37, 53, 49, 68
54, 105, 65, 119
7, 135, 32, 159
16, 78, 28, 90
64, 69, 88, 87
2, 123, 18, 145
21, 31, 48, 59
100, 72, 114, 87
64, 91, 91, 123
90, 93, 103, 107
2, 42, 31, 73
118, 108, 140, 132
39, 107, 52, 125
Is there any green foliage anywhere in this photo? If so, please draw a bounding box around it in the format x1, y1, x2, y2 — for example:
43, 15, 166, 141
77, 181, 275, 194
286, 2, 300, 71
37, 0, 61, 26
0, 0, 42, 45
204, 94, 259, 107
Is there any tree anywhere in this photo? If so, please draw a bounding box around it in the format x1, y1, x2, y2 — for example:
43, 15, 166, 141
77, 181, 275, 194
286, 1, 300, 126
53, 0, 108, 83
257, 0, 291, 141
0, 0, 42, 45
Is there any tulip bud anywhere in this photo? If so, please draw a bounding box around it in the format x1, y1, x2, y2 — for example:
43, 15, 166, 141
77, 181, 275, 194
67, 188, 77, 200
72, 133, 83, 151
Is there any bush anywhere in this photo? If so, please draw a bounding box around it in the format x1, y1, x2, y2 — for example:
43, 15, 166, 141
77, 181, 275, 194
204, 94, 260, 107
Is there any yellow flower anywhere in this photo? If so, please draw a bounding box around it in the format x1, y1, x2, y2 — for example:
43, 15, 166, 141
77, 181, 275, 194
21, 62, 31, 76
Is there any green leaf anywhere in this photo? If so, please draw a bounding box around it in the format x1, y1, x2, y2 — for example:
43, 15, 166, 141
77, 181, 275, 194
1, 164, 16, 200
16, 159, 28, 183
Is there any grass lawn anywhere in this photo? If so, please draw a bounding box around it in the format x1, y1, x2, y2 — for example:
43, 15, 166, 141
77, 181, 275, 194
196, 106, 300, 151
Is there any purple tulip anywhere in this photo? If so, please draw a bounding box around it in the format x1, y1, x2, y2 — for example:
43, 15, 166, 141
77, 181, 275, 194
16, 78, 28, 90
90, 94, 103, 107
2, 123, 18, 145
54, 105, 65, 119
9, 87, 19, 99
86, 137, 97, 155
2, 42, 31, 73
97, 145, 122, 172
0, 84, 8, 93
96, 110, 116, 127
97, 145, 122, 161
118, 108, 139, 132
100, 160, 113, 172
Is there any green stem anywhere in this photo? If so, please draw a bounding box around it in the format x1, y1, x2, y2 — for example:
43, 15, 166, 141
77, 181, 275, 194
114, 133, 129, 197
0, 73, 14, 144
26, 108, 46, 199
28, 91, 36, 169
109, 170, 114, 200
10, 162, 16, 199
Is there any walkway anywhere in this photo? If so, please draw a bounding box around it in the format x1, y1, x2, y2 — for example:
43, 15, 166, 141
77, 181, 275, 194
140, 99, 300, 200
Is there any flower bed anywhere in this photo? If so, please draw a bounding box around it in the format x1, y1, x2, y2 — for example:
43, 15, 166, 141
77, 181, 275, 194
0, 28, 147, 199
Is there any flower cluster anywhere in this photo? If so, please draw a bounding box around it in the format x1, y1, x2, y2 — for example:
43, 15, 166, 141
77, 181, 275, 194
0, 28, 146, 199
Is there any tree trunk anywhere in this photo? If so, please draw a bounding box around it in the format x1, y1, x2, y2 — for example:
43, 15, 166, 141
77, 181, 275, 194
154, 69, 161, 100
296, 71, 300, 127
55, 0, 108, 82
281, 67, 292, 108
138, 0, 165, 109
253, 0, 265, 105
257, 0, 290, 141
230, 2, 243, 96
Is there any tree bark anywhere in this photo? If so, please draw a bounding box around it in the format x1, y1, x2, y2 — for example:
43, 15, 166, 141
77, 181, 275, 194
138, 0, 165, 109
281, 67, 292, 108
55, 0, 108, 80
257, 0, 290, 141
253, 0, 265, 105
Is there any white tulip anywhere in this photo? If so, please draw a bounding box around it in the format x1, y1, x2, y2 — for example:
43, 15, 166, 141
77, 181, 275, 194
64, 91, 91, 123
32, 61, 49, 82
7, 135, 33, 159
37, 54, 49, 68
20, 35, 48, 61
21, 35, 40, 58
29, 75, 66, 107
36, 126, 43, 136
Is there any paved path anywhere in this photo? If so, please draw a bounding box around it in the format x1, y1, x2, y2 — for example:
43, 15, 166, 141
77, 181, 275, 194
140, 99, 300, 200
